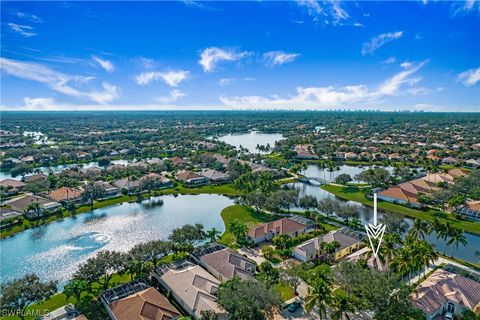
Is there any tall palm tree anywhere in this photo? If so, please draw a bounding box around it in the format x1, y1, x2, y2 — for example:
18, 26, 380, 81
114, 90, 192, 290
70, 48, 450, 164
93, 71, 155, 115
418, 241, 438, 278
206, 227, 221, 243
330, 291, 356, 320
305, 278, 332, 319
363, 237, 386, 271
348, 217, 361, 231
428, 217, 444, 251
447, 227, 468, 258
409, 219, 430, 240
381, 233, 401, 271
391, 248, 413, 281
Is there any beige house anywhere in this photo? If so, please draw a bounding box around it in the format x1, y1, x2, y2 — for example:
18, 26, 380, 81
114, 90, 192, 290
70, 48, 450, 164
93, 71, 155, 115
153, 261, 226, 320
293, 228, 364, 262
190, 243, 256, 281
247, 216, 313, 244
101, 280, 180, 320
410, 269, 480, 320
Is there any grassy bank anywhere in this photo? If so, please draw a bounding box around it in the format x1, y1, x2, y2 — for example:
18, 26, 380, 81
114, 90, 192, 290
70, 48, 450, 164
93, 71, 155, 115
219, 205, 279, 246
321, 184, 480, 236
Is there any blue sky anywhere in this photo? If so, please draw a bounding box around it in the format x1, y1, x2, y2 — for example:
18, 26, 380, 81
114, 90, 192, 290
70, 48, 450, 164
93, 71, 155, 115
1, 1, 479, 111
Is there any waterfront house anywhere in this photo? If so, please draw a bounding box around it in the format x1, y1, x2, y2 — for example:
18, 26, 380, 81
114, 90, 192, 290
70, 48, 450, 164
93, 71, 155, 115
465, 159, 480, 168
247, 217, 313, 244
442, 157, 459, 165
6, 194, 61, 214
190, 243, 256, 281
199, 169, 230, 184
344, 152, 359, 160
0, 179, 26, 195
24, 173, 48, 183
175, 171, 208, 186
0, 207, 23, 227
293, 228, 364, 262
141, 172, 173, 188
48, 187, 84, 203
101, 280, 180, 320
42, 303, 87, 320
294, 144, 319, 160
410, 268, 480, 320
21, 155, 35, 164
113, 178, 142, 193
153, 260, 226, 320
93, 181, 120, 198
458, 201, 480, 221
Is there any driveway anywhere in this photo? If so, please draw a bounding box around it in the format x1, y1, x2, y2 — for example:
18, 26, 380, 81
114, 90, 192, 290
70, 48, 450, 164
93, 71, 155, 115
238, 246, 266, 265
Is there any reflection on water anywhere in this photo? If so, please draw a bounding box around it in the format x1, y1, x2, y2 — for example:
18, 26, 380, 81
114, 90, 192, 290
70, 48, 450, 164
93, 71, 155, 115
303, 164, 394, 183
292, 182, 480, 264
0, 194, 234, 287
217, 131, 284, 154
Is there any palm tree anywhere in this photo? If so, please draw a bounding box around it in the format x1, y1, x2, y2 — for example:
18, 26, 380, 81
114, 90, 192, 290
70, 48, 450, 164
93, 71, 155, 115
305, 278, 332, 319
381, 233, 401, 271
409, 219, 430, 240
391, 247, 413, 281
25, 201, 42, 218
418, 241, 438, 278
206, 227, 221, 243
363, 237, 386, 271
446, 226, 468, 258
429, 217, 444, 251
330, 291, 356, 320
348, 217, 361, 231
228, 219, 248, 243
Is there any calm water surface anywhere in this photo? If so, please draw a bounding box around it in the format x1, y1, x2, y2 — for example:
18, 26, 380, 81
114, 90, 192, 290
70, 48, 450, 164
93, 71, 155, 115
0, 194, 234, 286
217, 131, 283, 154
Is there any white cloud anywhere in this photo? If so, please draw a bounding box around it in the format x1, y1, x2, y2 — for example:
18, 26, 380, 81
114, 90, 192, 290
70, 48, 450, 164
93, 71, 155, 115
219, 78, 235, 86
383, 57, 396, 64
11, 10, 43, 23
0, 57, 119, 104
220, 61, 427, 109
362, 31, 403, 55
262, 51, 301, 67
8, 23, 37, 37
135, 70, 189, 87
453, 0, 479, 15
295, 0, 351, 26
23, 97, 55, 109
156, 90, 186, 103
199, 47, 249, 72
458, 67, 480, 86
92, 56, 115, 73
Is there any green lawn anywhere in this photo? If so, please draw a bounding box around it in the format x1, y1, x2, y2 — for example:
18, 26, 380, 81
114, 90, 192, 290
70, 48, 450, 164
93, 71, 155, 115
321, 184, 480, 236
274, 283, 296, 302
219, 205, 279, 246
157, 183, 242, 196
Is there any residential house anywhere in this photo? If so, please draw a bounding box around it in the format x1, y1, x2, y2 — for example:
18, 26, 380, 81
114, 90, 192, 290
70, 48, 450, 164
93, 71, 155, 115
465, 159, 480, 168
293, 228, 364, 262
0, 179, 26, 195
141, 172, 173, 189
93, 181, 120, 198
294, 144, 319, 160
247, 216, 313, 244
81, 166, 103, 177
153, 260, 226, 320
24, 173, 48, 183
0, 207, 23, 226
388, 153, 403, 161
190, 243, 256, 281
169, 157, 188, 168
101, 280, 180, 320
410, 268, 480, 320
21, 156, 35, 164
200, 169, 230, 184
42, 304, 87, 320
48, 187, 84, 203
442, 157, 459, 165
458, 201, 480, 221
175, 171, 208, 186
113, 178, 142, 193
6, 194, 61, 214
344, 152, 359, 160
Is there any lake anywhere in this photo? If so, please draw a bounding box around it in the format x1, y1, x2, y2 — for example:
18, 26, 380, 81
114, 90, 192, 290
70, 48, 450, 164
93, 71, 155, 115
216, 131, 284, 154
291, 182, 480, 264
0, 194, 234, 286
302, 163, 395, 183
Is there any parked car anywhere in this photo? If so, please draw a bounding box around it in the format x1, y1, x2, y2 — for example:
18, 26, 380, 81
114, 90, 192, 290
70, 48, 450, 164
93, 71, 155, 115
287, 300, 301, 313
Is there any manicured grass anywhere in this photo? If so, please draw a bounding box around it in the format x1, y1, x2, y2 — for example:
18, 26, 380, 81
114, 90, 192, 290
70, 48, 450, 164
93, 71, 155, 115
219, 205, 279, 246
321, 184, 480, 236
158, 183, 242, 197
274, 283, 296, 302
